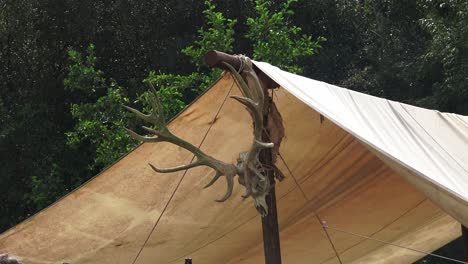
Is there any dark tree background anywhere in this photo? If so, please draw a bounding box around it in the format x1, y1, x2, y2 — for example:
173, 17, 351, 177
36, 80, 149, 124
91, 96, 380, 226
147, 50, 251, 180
0, 0, 466, 262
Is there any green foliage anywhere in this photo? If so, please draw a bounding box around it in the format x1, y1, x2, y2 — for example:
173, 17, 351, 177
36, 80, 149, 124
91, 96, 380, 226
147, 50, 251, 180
328, 0, 432, 103
64, 0, 241, 172
246, 0, 325, 73
143, 72, 191, 119
182, 0, 237, 69
67, 86, 137, 168
418, 0, 468, 114
64, 44, 105, 93
29, 176, 49, 211
27, 164, 65, 211
65, 45, 138, 169
135, 0, 237, 123
1, 0, 467, 258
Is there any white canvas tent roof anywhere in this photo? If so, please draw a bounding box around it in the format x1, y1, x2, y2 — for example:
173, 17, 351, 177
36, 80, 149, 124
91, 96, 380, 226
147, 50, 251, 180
1, 61, 467, 264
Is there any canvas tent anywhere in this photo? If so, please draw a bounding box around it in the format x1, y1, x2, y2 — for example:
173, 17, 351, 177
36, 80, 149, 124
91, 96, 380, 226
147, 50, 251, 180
0, 60, 467, 264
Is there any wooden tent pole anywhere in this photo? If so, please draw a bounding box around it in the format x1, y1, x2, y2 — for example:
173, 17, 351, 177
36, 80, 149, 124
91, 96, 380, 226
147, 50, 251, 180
259, 75, 283, 264
463, 225, 468, 262
204, 50, 242, 70
204, 50, 282, 264
260, 172, 282, 264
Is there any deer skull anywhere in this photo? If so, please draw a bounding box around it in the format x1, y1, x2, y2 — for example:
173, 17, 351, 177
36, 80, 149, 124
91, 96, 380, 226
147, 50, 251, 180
125, 57, 278, 216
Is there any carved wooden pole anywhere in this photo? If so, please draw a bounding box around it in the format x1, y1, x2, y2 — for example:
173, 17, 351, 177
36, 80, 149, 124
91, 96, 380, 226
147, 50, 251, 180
204, 50, 283, 264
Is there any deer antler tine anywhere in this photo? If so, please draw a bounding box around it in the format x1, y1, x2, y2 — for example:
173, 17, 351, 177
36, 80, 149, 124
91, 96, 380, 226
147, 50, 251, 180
125, 128, 162, 142
203, 171, 223, 189
124, 105, 159, 124
241, 187, 252, 199
215, 174, 234, 202
147, 82, 166, 124
141, 126, 164, 137
148, 163, 159, 172
243, 59, 264, 104
222, 61, 253, 99
149, 161, 203, 174
254, 140, 274, 149
230, 95, 258, 112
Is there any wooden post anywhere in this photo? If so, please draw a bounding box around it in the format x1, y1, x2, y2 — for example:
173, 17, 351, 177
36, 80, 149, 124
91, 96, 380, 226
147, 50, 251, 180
259, 72, 282, 264
260, 173, 282, 264
203, 50, 242, 70
462, 225, 468, 262
204, 50, 282, 264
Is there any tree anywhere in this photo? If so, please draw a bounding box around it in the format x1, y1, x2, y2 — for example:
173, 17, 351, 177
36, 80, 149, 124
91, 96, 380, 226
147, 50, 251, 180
417, 0, 468, 114
66, 0, 323, 173
64, 1, 238, 171
64, 44, 138, 169
246, 0, 325, 73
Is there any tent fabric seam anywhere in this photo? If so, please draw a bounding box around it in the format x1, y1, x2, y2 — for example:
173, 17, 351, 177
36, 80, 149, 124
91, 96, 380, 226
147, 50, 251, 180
398, 102, 468, 175
277, 153, 308, 200
280, 149, 405, 264
323, 219, 467, 264
297, 134, 352, 184
318, 197, 430, 264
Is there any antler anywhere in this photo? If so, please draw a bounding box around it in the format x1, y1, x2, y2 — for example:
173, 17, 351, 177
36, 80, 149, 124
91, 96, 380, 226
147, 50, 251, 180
222, 59, 274, 215
125, 57, 276, 216
124, 82, 238, 202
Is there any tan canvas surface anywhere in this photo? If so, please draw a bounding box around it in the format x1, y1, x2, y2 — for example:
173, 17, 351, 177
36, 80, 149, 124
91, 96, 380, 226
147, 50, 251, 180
255, 61, 468, 227
0, 68, 464, 263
